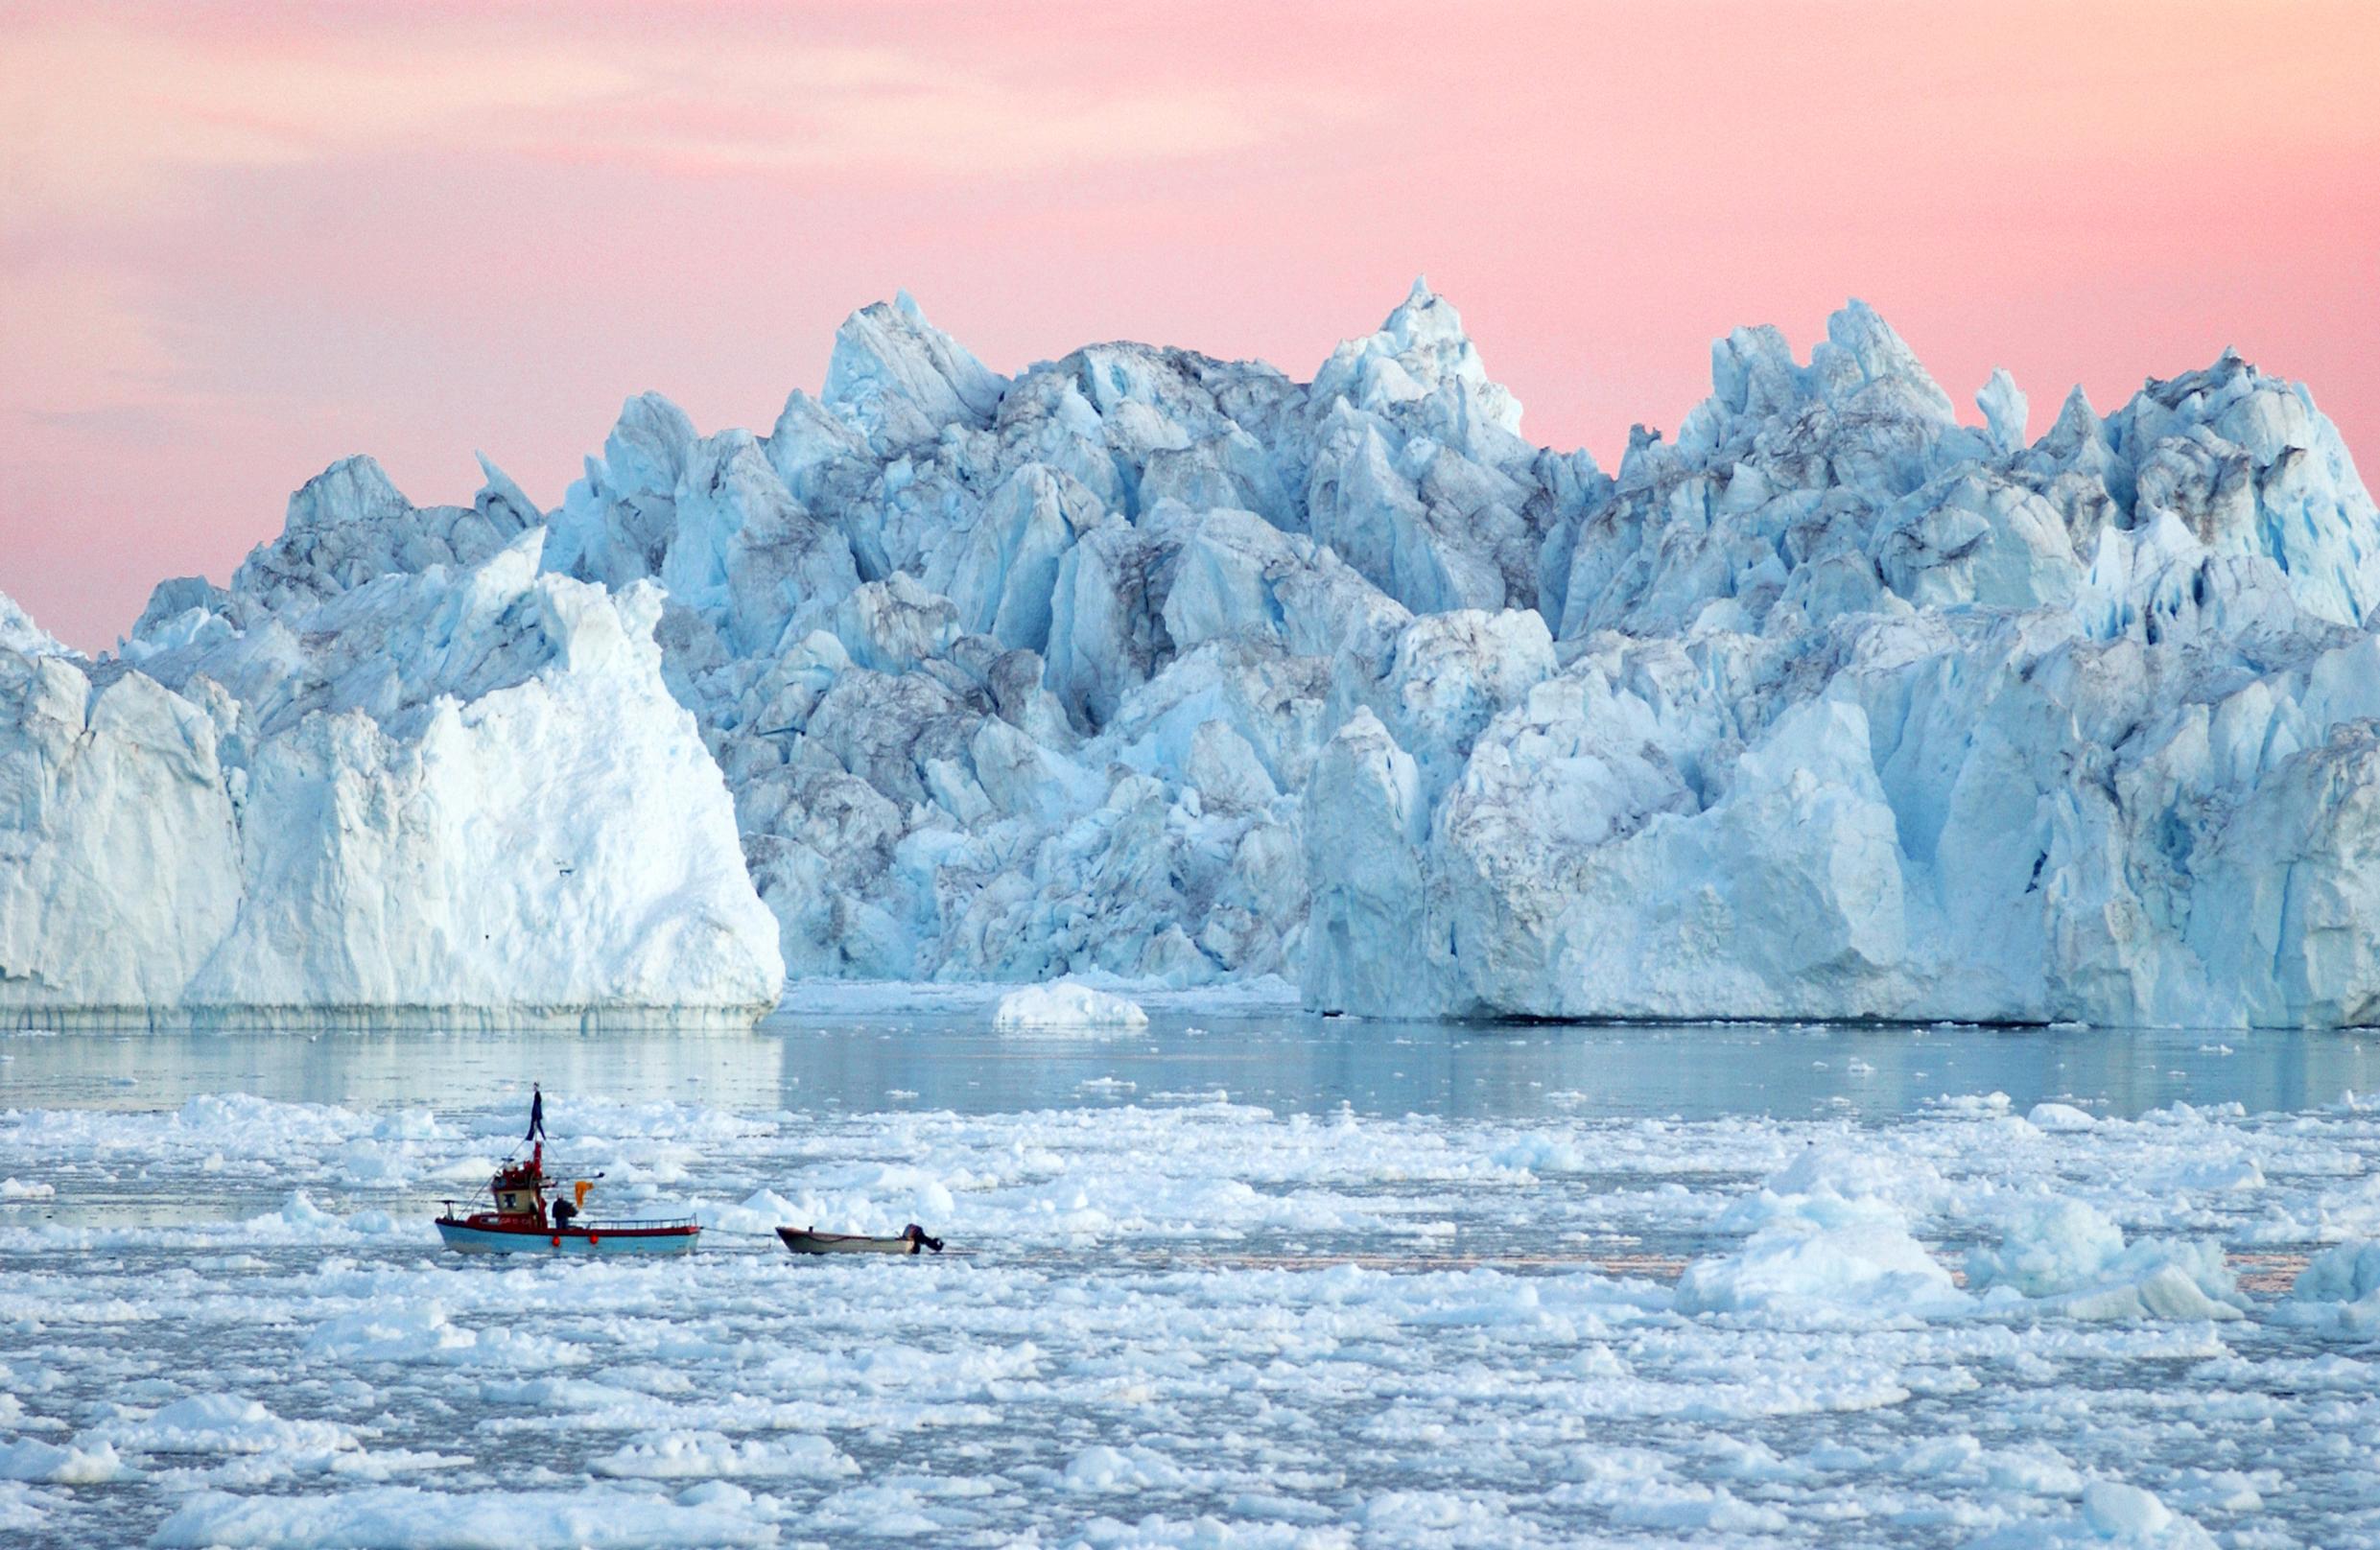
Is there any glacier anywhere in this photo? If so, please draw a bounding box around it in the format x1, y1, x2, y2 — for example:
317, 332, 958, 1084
9, 278, 2380, 1024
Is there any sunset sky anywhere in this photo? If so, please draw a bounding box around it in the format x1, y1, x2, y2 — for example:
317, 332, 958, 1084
4, 1, 2375, 649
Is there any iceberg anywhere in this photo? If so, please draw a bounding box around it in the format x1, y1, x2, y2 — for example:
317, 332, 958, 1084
1677, 1144, 1968, 1321
992, 980, 1150, 1032
12, 280, 2380, 1024
1966, 1197, 2245, 1321
3, 527, 783, 1024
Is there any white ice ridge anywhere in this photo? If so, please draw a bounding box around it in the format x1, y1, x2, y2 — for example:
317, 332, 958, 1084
0, 590, 66, 659
22, 281, 2380, 1023
1, 528, 783, 1023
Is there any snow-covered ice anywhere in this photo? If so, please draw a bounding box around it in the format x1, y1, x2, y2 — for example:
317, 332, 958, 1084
8, 283, 2376, 1023
2, 1018, 2378, 1546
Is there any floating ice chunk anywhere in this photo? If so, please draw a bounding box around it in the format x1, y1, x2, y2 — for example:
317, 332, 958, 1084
1062, 1444, 1198, 1492
1612, 1484, 1791, 1534
2174, 1155, 2265, 1192
697, 1188, 803, 1234
2026, 1102, 2098, 1132
0, 1438, 136, 1484
1489, 1134, 1592, 1175
2292, 1238, 2380, 1303
993, 980, 1149, 1032
1968, 1197, 2244, 1321
1965, 1480, 2218, 1548
305, 1302, 477, 1363
2083, 1481, 2206, 1546
274, 1190, 340, 1232
591, 1429, 857, 1480
2280, 1237, 2380, 1330
94, 1394, 356, 1458
151, 1485, 777, 1549
1678, 1190, 1968, 1321
1983, 1448, 2086, 1497
1718, 1142, 1950, 1231
242, 1189, 406, 1242
0, 1178, 54, 1200
1967, 1198, 2126, 1297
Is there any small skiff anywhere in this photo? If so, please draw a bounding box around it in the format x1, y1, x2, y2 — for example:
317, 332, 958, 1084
434, 1086, 701, 1257
779, 1224, 945, 1256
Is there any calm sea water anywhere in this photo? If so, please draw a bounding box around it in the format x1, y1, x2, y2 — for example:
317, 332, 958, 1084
4, 1010, 2370, 1124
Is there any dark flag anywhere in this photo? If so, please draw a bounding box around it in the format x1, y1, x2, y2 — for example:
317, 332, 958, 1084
527, 1084, 545, 1141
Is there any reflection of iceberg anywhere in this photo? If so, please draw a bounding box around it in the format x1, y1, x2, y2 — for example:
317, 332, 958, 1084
12, 282, 2380, 1024
0, 1018, 2357, 1131
0, 1025, 789, 1117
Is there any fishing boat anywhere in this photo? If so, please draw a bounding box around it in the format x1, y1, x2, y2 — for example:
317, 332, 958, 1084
778, 1223, 945, 1256
434, 1086, 700, 1256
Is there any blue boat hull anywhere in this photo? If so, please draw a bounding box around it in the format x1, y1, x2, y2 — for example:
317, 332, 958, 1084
435, 1220, 699, 1256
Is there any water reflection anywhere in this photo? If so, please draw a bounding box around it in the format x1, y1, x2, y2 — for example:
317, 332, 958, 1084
2, 1013, 2370, 1120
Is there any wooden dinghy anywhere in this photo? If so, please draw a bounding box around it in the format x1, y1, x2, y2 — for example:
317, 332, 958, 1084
778, 1223, 945, 1256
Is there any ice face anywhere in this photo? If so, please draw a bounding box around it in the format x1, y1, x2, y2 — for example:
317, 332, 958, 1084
36, 285, 2380, 1024
4, 532, 783, 1022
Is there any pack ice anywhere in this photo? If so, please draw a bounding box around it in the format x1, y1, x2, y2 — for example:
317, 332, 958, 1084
11, 280, 2380, 1024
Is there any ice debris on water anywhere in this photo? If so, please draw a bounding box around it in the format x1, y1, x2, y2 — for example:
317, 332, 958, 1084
1967, 1197, 2245, 1321
1, 1065, 2372, 1542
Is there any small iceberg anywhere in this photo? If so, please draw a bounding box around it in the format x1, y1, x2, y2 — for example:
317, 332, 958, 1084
1968, 1196, 2244, 1321
993, 980, 1149, 1032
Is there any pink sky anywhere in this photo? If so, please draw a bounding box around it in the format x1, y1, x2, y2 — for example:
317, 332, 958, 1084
3, 1, 2376, 650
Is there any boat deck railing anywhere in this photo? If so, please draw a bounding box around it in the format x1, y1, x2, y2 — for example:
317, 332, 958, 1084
436, 1207, 699, 1232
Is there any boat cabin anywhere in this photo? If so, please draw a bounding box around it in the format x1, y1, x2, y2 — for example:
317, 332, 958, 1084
489, 1152, 547, 1222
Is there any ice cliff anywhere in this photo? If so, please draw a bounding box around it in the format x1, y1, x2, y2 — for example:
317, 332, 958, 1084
14, 279, 2380, 1025
1, 523, 783, 1024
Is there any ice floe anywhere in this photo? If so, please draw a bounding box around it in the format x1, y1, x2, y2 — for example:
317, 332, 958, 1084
993, 980, 1151, 1032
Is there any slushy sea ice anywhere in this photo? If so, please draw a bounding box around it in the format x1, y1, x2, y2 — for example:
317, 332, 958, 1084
3, 1069, 2378, 1546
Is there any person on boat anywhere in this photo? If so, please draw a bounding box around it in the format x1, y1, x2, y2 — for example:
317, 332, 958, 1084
552, 1195, 577, 1231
